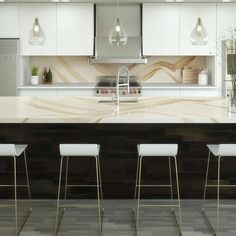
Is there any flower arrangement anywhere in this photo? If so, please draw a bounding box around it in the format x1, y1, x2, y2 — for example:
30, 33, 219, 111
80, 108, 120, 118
220, 27, 236, 112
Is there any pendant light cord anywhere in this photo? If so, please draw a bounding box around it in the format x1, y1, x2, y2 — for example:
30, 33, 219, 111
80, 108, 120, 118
117, 0, 120, 18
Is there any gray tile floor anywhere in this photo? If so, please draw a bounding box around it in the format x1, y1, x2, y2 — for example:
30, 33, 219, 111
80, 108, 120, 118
0, 199, 235, 236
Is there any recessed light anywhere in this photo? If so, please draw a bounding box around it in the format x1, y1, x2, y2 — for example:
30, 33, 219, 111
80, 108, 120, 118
176, 0, 184, 2
0, 0, 5, 2
165, 0, 175, 2
222, 0, 232, 2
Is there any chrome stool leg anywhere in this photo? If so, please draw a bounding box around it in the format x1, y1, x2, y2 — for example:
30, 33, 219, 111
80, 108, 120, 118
95, 155, 103, 236
134, 154, 141, 200
135, 155, 143, 231
64, 156, 69, 199
54, 155, 65, 236
14, 156, 18, 236
0, 145, 32, 235
173, 155, 182, 234
202, 151, 221, 236
23, 151, 31, 200
12, 154, 32, 236
133, 155, 182, 236
202, 150, 211, 213
168, 156, 174, 201
216, 156, 221, 235
98, 155, 103, 200
55, 155, 104, 236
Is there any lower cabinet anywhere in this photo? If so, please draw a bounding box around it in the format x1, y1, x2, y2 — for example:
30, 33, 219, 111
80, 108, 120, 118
18, 89, 58, 96
18, 88, 94, 96
57, 89, 94, 96
18, 87, 219, 97
180, 88, 219, 97
142, 87, 219, 97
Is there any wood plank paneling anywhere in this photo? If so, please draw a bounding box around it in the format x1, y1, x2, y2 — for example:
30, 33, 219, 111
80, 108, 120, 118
0, 124, 236, 199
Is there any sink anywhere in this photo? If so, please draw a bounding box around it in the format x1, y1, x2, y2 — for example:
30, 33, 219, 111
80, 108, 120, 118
96, 97, 138, 103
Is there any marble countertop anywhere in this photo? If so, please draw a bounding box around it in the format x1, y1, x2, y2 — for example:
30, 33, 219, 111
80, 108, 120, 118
18, 83, 217, 90
18, 83, 96, 89
0, 96, 235, 123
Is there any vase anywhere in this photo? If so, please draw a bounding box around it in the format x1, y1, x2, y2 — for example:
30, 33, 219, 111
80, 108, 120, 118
31, 76, 39, 85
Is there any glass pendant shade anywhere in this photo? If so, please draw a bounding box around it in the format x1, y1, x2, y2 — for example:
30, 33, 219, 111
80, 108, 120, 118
108, 17, 127, 46
29, 18, 46, 46
190, 18, 208, 45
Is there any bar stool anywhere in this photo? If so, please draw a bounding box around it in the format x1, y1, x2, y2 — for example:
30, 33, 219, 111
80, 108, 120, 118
0, 144, 32, 236
54, 144, 104, 236
133, 144, 182, 235
202, 144, 236, 235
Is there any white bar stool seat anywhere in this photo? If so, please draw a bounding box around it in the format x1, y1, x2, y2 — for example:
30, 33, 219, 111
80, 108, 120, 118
138, 144, 178, 156
0, 144, 27, 157
55, 144, 103, 236
0, 144, 32, 236
134, 144, 182, 235
203, 144, 236, 235
60, 144, 100, 156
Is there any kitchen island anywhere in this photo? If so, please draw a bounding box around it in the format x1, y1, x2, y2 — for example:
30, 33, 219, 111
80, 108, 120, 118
0, 96, 236, 200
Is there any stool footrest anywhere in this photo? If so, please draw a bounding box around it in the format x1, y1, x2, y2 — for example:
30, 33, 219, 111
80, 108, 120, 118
0, 185, 28, 187
219, 204, 236, 208
66, 184, 102, 187
59, 204, 99, 208
0, 204, 15, 207
139, 204, 180, 208
206, 184, 236, 187
136, 184, 171, 187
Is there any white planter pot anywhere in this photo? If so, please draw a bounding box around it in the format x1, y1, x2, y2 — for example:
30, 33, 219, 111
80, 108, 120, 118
31, 76, 39, 85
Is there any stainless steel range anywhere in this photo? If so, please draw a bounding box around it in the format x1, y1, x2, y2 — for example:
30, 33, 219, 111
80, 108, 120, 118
95, 76, 142, 102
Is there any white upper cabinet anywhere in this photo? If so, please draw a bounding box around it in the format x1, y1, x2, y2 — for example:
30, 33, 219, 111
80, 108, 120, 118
20, 3, 57, 55
143, 3, 179, 56
217, 3, 236, 39
0, 4, 19, 38
57, 3, 94, 56
180, 3, 216, 56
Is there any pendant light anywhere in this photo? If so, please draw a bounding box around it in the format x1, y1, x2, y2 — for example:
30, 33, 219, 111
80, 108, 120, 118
108, 0, 127, 46
190, 18, 208, 45
29, 18, 46, 46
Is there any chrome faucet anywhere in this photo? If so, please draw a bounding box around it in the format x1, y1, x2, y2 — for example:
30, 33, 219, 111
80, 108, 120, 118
114, 66, 130, 104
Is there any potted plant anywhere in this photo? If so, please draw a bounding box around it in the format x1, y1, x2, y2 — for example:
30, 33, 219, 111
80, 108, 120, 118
31, 66, 39, 85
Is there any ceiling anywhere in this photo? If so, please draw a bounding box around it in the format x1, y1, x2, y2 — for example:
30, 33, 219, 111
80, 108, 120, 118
1, 0, 236, 3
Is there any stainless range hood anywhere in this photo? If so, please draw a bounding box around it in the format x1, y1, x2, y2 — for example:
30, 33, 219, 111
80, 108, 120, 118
89, 3, 147, 64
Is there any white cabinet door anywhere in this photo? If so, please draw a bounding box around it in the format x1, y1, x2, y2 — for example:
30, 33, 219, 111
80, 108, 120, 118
20, 3, 57, 56
180, 88, 218, 97
180, 3, 216, 56
143, 3, 179, 56
18, 89, 57, 96
57, 3, 94, 56
217, 3, 236, 38
0, 3, 19, 38
58, 89, 94, 96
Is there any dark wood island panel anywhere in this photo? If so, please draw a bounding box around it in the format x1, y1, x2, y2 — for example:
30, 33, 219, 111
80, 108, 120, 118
0, 123, 236, 199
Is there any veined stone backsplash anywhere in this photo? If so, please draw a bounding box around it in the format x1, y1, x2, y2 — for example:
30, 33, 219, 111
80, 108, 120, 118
29, 56, 207, 84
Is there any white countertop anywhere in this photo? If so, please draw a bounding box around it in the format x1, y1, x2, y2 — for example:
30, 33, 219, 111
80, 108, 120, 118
0, 96, 234, 123
18, 83, 217, 90
18, 83, 96, 89
141, 83, 217, 89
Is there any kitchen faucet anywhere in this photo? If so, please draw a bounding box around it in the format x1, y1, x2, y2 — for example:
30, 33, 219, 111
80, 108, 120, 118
114, 66, 130, 104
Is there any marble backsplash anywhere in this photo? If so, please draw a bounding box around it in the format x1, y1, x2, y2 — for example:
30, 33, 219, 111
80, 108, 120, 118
29, 56, 207, 84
